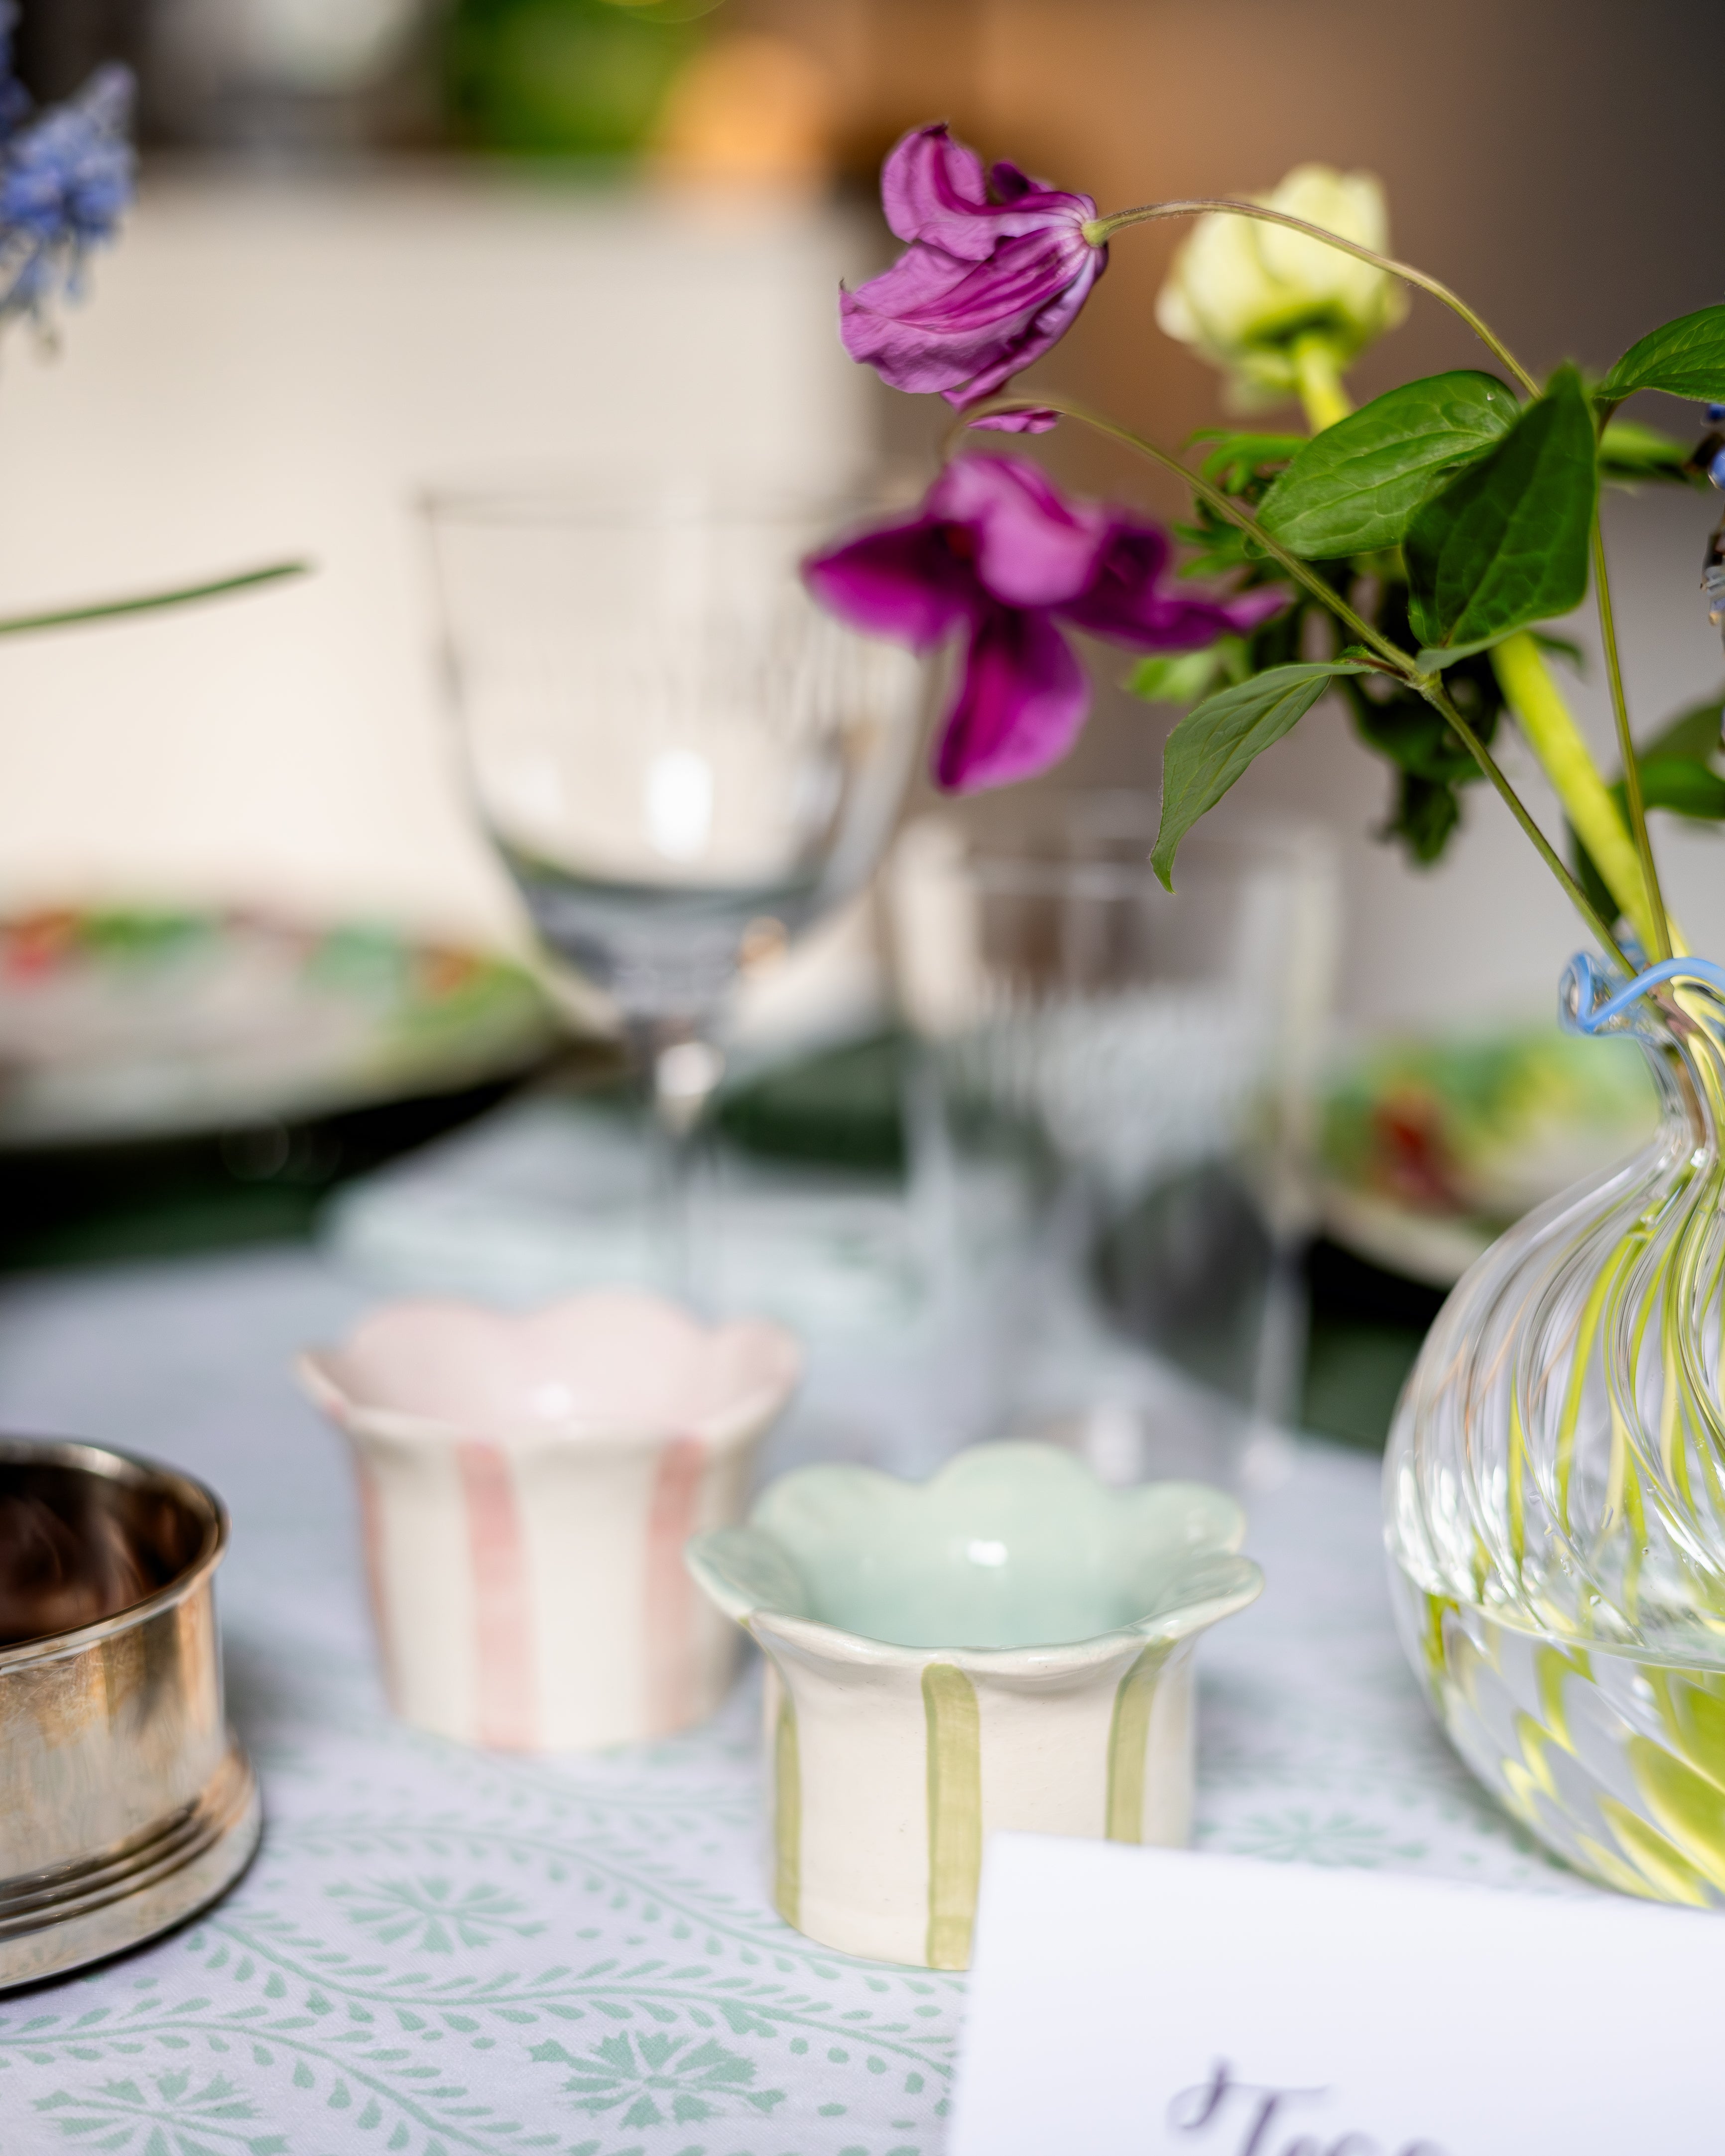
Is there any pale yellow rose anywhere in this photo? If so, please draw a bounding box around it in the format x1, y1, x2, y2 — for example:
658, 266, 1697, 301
1155, 164, 1408, 407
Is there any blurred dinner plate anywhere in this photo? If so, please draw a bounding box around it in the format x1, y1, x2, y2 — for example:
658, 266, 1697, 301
1318, 1023, 1660, 1288
0, 907, 554, 1148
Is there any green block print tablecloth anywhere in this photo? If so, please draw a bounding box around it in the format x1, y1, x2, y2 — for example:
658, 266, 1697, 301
0, 1250, 1601, 2156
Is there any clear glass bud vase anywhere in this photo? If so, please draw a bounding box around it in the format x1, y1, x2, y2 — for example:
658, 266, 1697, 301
1386, 961, 1725, 1906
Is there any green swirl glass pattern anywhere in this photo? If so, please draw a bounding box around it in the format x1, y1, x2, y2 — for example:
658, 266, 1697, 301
1388, 977, 1725, 1900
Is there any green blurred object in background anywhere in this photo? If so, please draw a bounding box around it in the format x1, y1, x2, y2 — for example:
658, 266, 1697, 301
446, 0, 718, 157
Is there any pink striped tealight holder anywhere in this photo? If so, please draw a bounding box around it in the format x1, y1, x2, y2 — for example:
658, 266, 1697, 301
298, 1291, 800, 1751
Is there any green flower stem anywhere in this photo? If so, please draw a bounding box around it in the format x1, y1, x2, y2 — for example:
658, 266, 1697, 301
1084, 198, 1541, 397
1420, 674, 1630, 966
961, 389, 1632, 968
1291, 335, 1351, 433
1490, 630, 1670, 955
0, 559, 309, 636
1091, 187, 1656, 961
1592, 527, 1671, 960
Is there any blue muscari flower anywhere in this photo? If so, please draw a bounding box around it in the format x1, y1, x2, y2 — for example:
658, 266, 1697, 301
1710, 446, 1725, 491
0, 3, 29, 143
1709, 404, 1725, 424
0, 0, 134, 331
1706, 555, 1725, 646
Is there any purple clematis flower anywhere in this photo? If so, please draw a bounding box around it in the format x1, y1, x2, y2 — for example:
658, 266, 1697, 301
839, 123, 1106, 412
805, 454, 1285, 793
968, 404, 1061, 434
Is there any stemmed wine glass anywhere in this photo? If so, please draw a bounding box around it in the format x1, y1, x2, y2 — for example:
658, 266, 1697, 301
425, 478, 926, 1301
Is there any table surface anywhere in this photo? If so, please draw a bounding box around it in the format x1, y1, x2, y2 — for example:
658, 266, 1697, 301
0, 1246, 1598, 2156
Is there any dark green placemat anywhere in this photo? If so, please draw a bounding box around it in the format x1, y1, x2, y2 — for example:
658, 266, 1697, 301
0, 1079, 522, 1274
1300, 1237, 1447, 1450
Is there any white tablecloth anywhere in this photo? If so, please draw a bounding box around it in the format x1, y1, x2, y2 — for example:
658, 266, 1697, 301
0, 1246, 1594, 2156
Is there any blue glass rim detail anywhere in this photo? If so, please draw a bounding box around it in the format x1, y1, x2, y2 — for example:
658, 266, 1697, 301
1562, 952, 1725, 1035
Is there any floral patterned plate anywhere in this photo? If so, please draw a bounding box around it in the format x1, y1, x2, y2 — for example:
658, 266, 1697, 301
0, 908, 554, 1147
1318, 1023, 1659, 1287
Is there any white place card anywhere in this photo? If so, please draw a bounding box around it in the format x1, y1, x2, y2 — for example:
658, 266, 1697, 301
950, 1835, 1725, 2156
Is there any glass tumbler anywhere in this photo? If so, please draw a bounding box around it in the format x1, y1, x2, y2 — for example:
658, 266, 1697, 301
889, 800, 1338, 1478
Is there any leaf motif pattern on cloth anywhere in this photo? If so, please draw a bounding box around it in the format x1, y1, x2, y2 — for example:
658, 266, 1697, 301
0, 1248, 1612, 2156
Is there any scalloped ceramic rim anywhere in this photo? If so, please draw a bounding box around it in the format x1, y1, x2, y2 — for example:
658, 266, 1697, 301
686, 1442, 1263, 1969
298, 1295, 801, 1751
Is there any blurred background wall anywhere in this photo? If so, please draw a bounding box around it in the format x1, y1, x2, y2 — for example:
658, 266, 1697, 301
6, 0, 1721, 1028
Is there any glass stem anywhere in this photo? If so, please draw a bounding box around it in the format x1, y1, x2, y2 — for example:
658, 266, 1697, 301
629, 1020, 726, 1310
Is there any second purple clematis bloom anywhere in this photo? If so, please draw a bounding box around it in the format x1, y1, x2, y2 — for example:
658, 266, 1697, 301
840, 123, 1106, 411
806, 455, 1285, 793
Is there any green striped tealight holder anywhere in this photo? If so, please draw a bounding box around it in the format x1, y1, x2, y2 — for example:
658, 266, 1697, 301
685, 1441, 1261, 1969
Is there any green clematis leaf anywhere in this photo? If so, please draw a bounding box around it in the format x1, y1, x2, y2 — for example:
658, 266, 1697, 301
1405, 365, 1596, 656
1151, 660, 1366, 888
1412, 635, 1517, 674
1597, 417, 1700, 486
1636, 692, 1724, 769
1190, 430, 1306, 495
1126, 637, 1248, 706
1568, 691, 1725, 912
1636, 756, 1725, 818
1530, 627, 1586, 670
1256, 371, 1519, 558
1598, 305, 1725, 410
